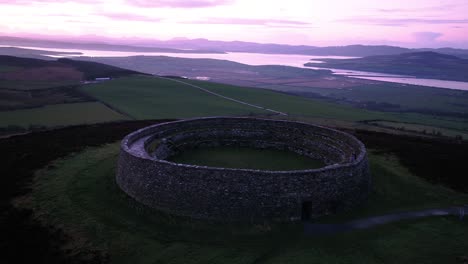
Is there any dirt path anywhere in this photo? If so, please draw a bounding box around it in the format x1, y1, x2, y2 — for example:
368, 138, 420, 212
160, 77, 287, 116
304, 205, 468, 235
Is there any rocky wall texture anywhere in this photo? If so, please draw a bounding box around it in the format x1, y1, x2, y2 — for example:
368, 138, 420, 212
116, 117, 370, 222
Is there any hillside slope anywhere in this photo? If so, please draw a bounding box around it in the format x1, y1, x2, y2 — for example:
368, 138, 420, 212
0, 55, 144, 81
306, 52, 468, 81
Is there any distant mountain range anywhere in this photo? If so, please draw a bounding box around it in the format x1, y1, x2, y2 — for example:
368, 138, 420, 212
146, 39, 413, 56
2, 36, 468, 58
0, 36, 225, 54
150, 39, 468, 58
306, 51, 468, 82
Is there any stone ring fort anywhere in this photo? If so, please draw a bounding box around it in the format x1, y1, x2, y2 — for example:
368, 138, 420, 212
117, 117, 370, 222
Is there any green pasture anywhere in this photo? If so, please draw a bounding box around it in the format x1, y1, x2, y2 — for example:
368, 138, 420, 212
80, 76, 267, 119
302, 83, 468, 114
368, 120, 468, 139
0, 80, 80, 90
0, 102, 128, 128
184, 79, 468, 131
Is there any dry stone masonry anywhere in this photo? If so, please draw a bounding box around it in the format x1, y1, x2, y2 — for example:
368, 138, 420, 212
116, 117, 371, 222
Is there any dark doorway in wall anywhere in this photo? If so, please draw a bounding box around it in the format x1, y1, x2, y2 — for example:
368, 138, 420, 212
301, 201, 312, 221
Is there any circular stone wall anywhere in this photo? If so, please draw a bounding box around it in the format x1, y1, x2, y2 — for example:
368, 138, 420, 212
116, 117, 370, 222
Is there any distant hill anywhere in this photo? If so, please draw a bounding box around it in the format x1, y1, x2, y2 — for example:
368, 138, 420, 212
0, 36, 226, 54
0, 55, 57, 68
139, 38, 468, 58
73, 55, 331, 79
0, 47, 80, 60
3, 35, 468, 57
0, 55, 145, 81
57, 58, 145, 80
0, 47, 82, 59
305, 51, 468, 82
416, 48, 468, 59
0, 55, 147, 111
151, 39, 412, 56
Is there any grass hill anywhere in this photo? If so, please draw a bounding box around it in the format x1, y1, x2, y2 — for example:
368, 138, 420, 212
0, 55, 144, 82
306, 51, 468, 82
56, 58, 145, 80
0, 55, 59, 68
0, 56, 146, 130
75, 55, 331, 78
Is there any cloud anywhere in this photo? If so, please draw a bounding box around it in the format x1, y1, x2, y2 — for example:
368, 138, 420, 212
97, 12, 161, 22
412, 31, 443, 42
376, 3, 461, 13
0, 0, 100, 4
125, 0, 233, 8
338, 18, 468, 27
184, 17, 313, 28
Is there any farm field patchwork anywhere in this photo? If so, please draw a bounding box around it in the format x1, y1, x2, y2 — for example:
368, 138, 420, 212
2, 74, 467, 138
366, 120, 468, 139
0, 79, 80, 90
0, 102, 128, 128
81, 75, 397, 123
184, 79, 468, 132
80, 76, 267, 119
295, 83, 468, 114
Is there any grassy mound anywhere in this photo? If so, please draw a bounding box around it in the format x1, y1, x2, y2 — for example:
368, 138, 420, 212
22, 143, 468, 263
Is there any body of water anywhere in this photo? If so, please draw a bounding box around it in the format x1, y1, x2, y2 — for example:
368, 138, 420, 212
349, 76, 468, 91
3, 45, 353, 68
4, 45, 468, 91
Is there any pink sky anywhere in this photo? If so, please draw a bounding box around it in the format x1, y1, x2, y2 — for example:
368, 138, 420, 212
1, 0, 468, 48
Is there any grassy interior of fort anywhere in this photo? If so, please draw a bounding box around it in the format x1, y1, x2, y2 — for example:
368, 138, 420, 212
19, 142, 468, 264
167, 146, 325, 170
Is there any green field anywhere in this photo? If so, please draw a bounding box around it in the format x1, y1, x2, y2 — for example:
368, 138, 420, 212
80, 76, 468, 133
1, 74, 465, 135
185, 79, 383, 121
2, 75, 467, 136
368, 120, 468, 139
0, 65, 19, 73
0, 80, 80, 90
297, 83, 468, 114
23, 143, 468, 264
184, 79, 468, 131
80, 76, 267, 119
168, 146, 324, 170
0, 102, 128, 128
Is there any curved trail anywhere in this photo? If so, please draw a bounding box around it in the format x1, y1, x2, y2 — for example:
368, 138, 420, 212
159, 77, 287, 116
304, 205, 468, 235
